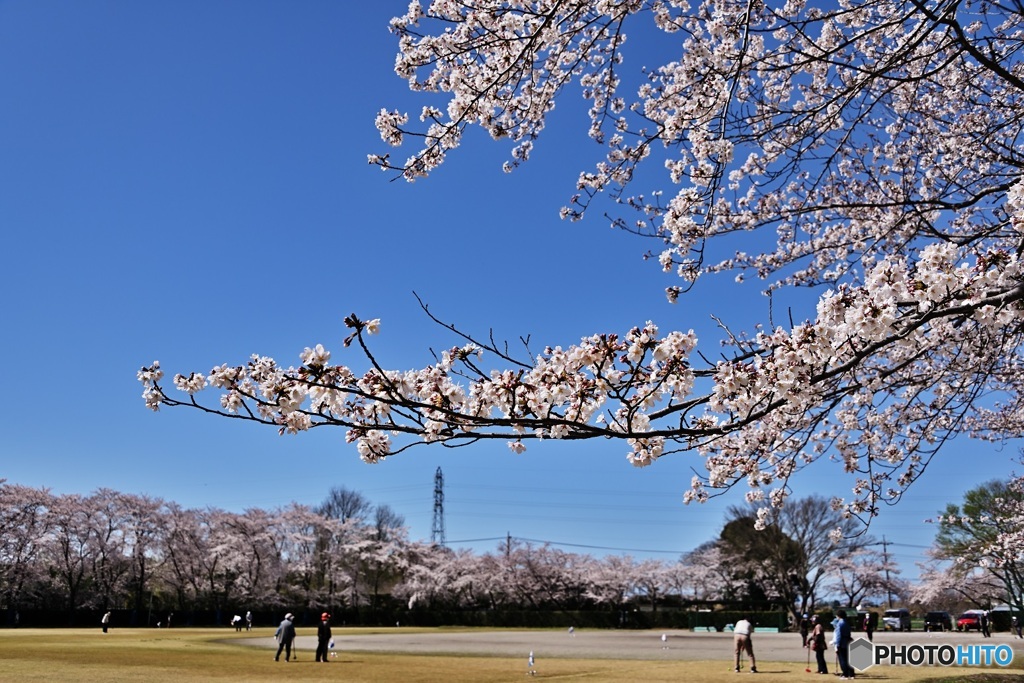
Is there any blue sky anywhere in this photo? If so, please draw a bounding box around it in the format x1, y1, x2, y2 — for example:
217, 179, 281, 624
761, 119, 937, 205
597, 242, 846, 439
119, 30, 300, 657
0, 1, 1017, 583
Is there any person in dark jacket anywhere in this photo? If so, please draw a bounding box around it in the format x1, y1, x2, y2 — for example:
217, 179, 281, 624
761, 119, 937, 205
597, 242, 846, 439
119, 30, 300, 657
810, 615, 829, 674
274, 613, 296, 662
315, 612, 333, 662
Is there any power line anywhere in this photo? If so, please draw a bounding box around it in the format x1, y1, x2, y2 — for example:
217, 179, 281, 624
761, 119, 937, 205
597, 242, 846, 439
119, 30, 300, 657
518, 537, 688, 555
445, 535, 935, 560
445, 534, 691, 556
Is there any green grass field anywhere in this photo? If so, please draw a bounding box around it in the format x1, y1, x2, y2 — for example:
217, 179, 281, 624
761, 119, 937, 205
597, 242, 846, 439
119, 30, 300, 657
1, 628, 1023, 682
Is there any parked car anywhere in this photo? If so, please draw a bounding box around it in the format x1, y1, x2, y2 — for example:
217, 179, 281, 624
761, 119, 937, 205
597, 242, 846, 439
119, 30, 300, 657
883, 608, 912, 631
924, 611, 953, 631
957, 610, 986, 631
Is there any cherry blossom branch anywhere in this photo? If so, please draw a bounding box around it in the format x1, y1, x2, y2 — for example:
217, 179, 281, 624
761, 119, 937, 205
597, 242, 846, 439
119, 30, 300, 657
142, 242, 1024, 520
144, 1, 1024, 528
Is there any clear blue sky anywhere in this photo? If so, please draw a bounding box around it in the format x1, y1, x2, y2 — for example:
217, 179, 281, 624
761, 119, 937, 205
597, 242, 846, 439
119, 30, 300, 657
0, 1, 1017, 582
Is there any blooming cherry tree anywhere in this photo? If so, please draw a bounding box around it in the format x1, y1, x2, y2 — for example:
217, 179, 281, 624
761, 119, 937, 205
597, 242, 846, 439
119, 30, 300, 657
910, 561, 1002, 612
0, 482, 52, 611
825, 547, 904, 609
676, 541, 742, 604
931, 476, 1024, 613
43, 494, 102, 614
117, 493, 164, 617
396, 545, 487, 610
140, 1, 1024, 527
160, 503, 213, 611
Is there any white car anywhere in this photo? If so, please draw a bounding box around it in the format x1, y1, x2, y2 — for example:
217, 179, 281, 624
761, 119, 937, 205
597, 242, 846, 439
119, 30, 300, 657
882, 608, 911, 631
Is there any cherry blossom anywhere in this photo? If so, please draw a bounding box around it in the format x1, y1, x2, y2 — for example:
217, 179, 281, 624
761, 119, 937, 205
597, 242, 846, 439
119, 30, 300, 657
143, 1, 1024, 527
929, 475, 1024, 613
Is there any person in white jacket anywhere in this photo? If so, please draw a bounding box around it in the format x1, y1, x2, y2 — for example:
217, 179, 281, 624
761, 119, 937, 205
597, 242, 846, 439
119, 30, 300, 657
733, 617, 758, 673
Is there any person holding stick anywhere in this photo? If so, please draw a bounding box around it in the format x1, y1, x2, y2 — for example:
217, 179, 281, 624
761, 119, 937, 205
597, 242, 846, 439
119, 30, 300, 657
835, 610, 855, 679
274, 613, 296, 662
733, 616, 758, 673
810, 615, 829, 674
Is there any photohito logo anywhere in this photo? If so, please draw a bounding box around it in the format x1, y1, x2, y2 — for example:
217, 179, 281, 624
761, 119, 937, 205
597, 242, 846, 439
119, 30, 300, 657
848, 637, 1014, 672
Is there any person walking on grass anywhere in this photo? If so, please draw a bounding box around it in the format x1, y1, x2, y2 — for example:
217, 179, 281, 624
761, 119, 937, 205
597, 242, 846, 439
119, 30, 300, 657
274, 613, 296, 662
733, 616, 758, 673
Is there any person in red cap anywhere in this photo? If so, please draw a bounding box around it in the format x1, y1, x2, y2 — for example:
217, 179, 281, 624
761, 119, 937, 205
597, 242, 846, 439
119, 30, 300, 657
315, 612, 333, 662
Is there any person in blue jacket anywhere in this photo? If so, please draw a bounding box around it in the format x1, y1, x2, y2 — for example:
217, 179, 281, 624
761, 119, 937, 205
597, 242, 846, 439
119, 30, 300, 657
835, 610, 855, 679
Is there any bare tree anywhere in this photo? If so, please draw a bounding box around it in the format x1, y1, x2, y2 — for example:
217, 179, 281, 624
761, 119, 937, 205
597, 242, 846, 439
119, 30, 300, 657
318, 487, 372, 524
719, 496, 866, 620
777, 496, 867, 616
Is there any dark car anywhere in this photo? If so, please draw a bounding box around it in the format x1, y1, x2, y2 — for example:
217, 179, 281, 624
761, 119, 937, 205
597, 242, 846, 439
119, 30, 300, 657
924, 611, 952, 631
957, 611, 985, 631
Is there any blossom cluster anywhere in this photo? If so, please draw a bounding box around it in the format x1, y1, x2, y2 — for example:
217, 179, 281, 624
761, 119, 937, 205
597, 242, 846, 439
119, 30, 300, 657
141, 241, 1023, 520
145, 1, 1024, 525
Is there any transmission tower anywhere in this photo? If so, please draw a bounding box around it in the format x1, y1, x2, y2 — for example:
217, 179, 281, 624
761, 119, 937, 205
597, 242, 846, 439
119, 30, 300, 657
431, 466, 446, 546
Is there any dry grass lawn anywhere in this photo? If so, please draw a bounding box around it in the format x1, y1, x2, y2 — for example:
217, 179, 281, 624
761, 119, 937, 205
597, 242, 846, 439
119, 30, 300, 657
1, 627, 1023, 683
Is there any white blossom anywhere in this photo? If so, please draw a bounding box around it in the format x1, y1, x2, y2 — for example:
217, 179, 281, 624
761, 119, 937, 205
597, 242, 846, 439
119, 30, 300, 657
143, 1, 1024, 535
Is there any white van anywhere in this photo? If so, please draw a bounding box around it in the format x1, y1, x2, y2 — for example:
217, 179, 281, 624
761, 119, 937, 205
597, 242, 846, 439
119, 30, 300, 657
883, 608, 911, 631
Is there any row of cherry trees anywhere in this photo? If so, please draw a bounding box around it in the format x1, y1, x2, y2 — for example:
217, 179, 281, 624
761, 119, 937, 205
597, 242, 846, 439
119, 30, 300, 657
0, 482, 409, 619
1, 481, 907, 623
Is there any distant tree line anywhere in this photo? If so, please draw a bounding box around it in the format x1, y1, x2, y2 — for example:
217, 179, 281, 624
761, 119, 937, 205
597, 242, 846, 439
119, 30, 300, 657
0, 481, 904, 627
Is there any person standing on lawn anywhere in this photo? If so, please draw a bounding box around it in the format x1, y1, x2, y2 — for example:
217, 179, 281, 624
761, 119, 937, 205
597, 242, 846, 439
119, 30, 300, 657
835, 610, 855, 679
810, 615, 829, 675
315, 612, 333, 662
